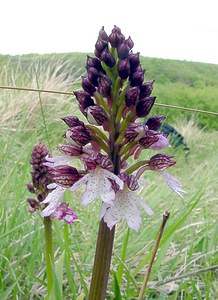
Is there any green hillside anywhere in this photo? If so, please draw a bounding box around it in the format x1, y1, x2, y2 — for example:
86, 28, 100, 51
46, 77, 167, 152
1, 53, 218, 129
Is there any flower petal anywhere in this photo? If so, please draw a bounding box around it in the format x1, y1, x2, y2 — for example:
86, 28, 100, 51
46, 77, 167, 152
161, 171, 186, 198
102, 169, 124, 190
44, 155, 73, 167
70, 174, 89, 191
41, 186, 66, 217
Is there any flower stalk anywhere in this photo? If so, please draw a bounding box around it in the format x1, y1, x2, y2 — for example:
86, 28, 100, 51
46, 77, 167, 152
89, 221, 116, 299
44, 216, 54, 298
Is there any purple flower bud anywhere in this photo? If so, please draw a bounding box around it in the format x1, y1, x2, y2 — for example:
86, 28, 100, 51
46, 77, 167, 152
139, 81, 154, 99
27, 183, 35, 193
74, 91, 95, 109
145, 115, 165, 131
101, 47, 116, 68
81, 76, 96, 95
99, 26, 109, 41
149, 153, 176, 170
85, 106, 107, 126
67, 126, 91, 146
86, 55, 105, 73
125, 86, 140, 107
97, 74, 112, 97
112, 25, 122, 34
87, 67, 100, 86
48, 165, 80, 188
109, 25, 125, 48
136, 96, 156, 117
130, 70, 145, 86
125, 123, 147, 142
62, 115, 85, 128
95, 37, 108, 53
28, 198, 39, 209
129, 52, 140, 71
118, 58, 130, 79
125, 36, 134, 50
117, 43, 130, 59
59, 144, 83, 156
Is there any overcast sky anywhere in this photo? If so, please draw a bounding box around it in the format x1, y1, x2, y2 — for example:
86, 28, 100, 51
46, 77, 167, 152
1, 0, 218, 64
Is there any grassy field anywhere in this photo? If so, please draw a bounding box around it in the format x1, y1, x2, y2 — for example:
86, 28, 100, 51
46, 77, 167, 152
0, 55, 218, 299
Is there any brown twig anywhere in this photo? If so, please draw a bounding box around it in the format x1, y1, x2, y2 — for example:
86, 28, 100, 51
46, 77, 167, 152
154, 264, 218, 287
138, 211, 170, 300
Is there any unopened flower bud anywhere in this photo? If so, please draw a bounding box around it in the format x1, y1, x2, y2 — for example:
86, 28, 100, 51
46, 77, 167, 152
129, 52, 140, 71
118, 58, 130, 79
145, 115, 165, 131
28, 198, 39, 209
62, 116, 85, 128
136, 96, 156, 117
117, 43, 130, 59
48, 165, 80, 188
109, 25, 125, 48
87, 67, 100, 86
101, 47, 116, 67
27, 183, 35, 193
125, 86, 140, 107
74, 91, 95, 109
99, 26, 109, 41
59, 144, 83, 156
125, 36, 134, 50
139, 81, 154, 99
85, 105, 107, 126
130, 70, 145, 86
82, 76, 96, 95
97, 74, 112, 97
67, 126, 91, 146
86, 55, 105, 73
95, 37, 108, 53
149, 153, 176, 170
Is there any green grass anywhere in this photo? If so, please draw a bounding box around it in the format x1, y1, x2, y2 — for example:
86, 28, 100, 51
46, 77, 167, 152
0, 56, 217, 299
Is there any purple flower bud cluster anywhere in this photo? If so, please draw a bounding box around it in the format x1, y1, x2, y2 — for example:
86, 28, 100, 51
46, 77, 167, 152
27, 143, 78, 224
27, 143, 51, 212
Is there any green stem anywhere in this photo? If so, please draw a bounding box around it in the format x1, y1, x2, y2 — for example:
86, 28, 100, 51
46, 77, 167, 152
89, 220, 116, 300
44, 216, 54, 298
117, 228, 130, 284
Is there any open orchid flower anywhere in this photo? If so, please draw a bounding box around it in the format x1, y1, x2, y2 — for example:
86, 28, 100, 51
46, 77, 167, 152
70, 166, 124, 206
41, 184, 66, 217
100, 185, 154, 231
